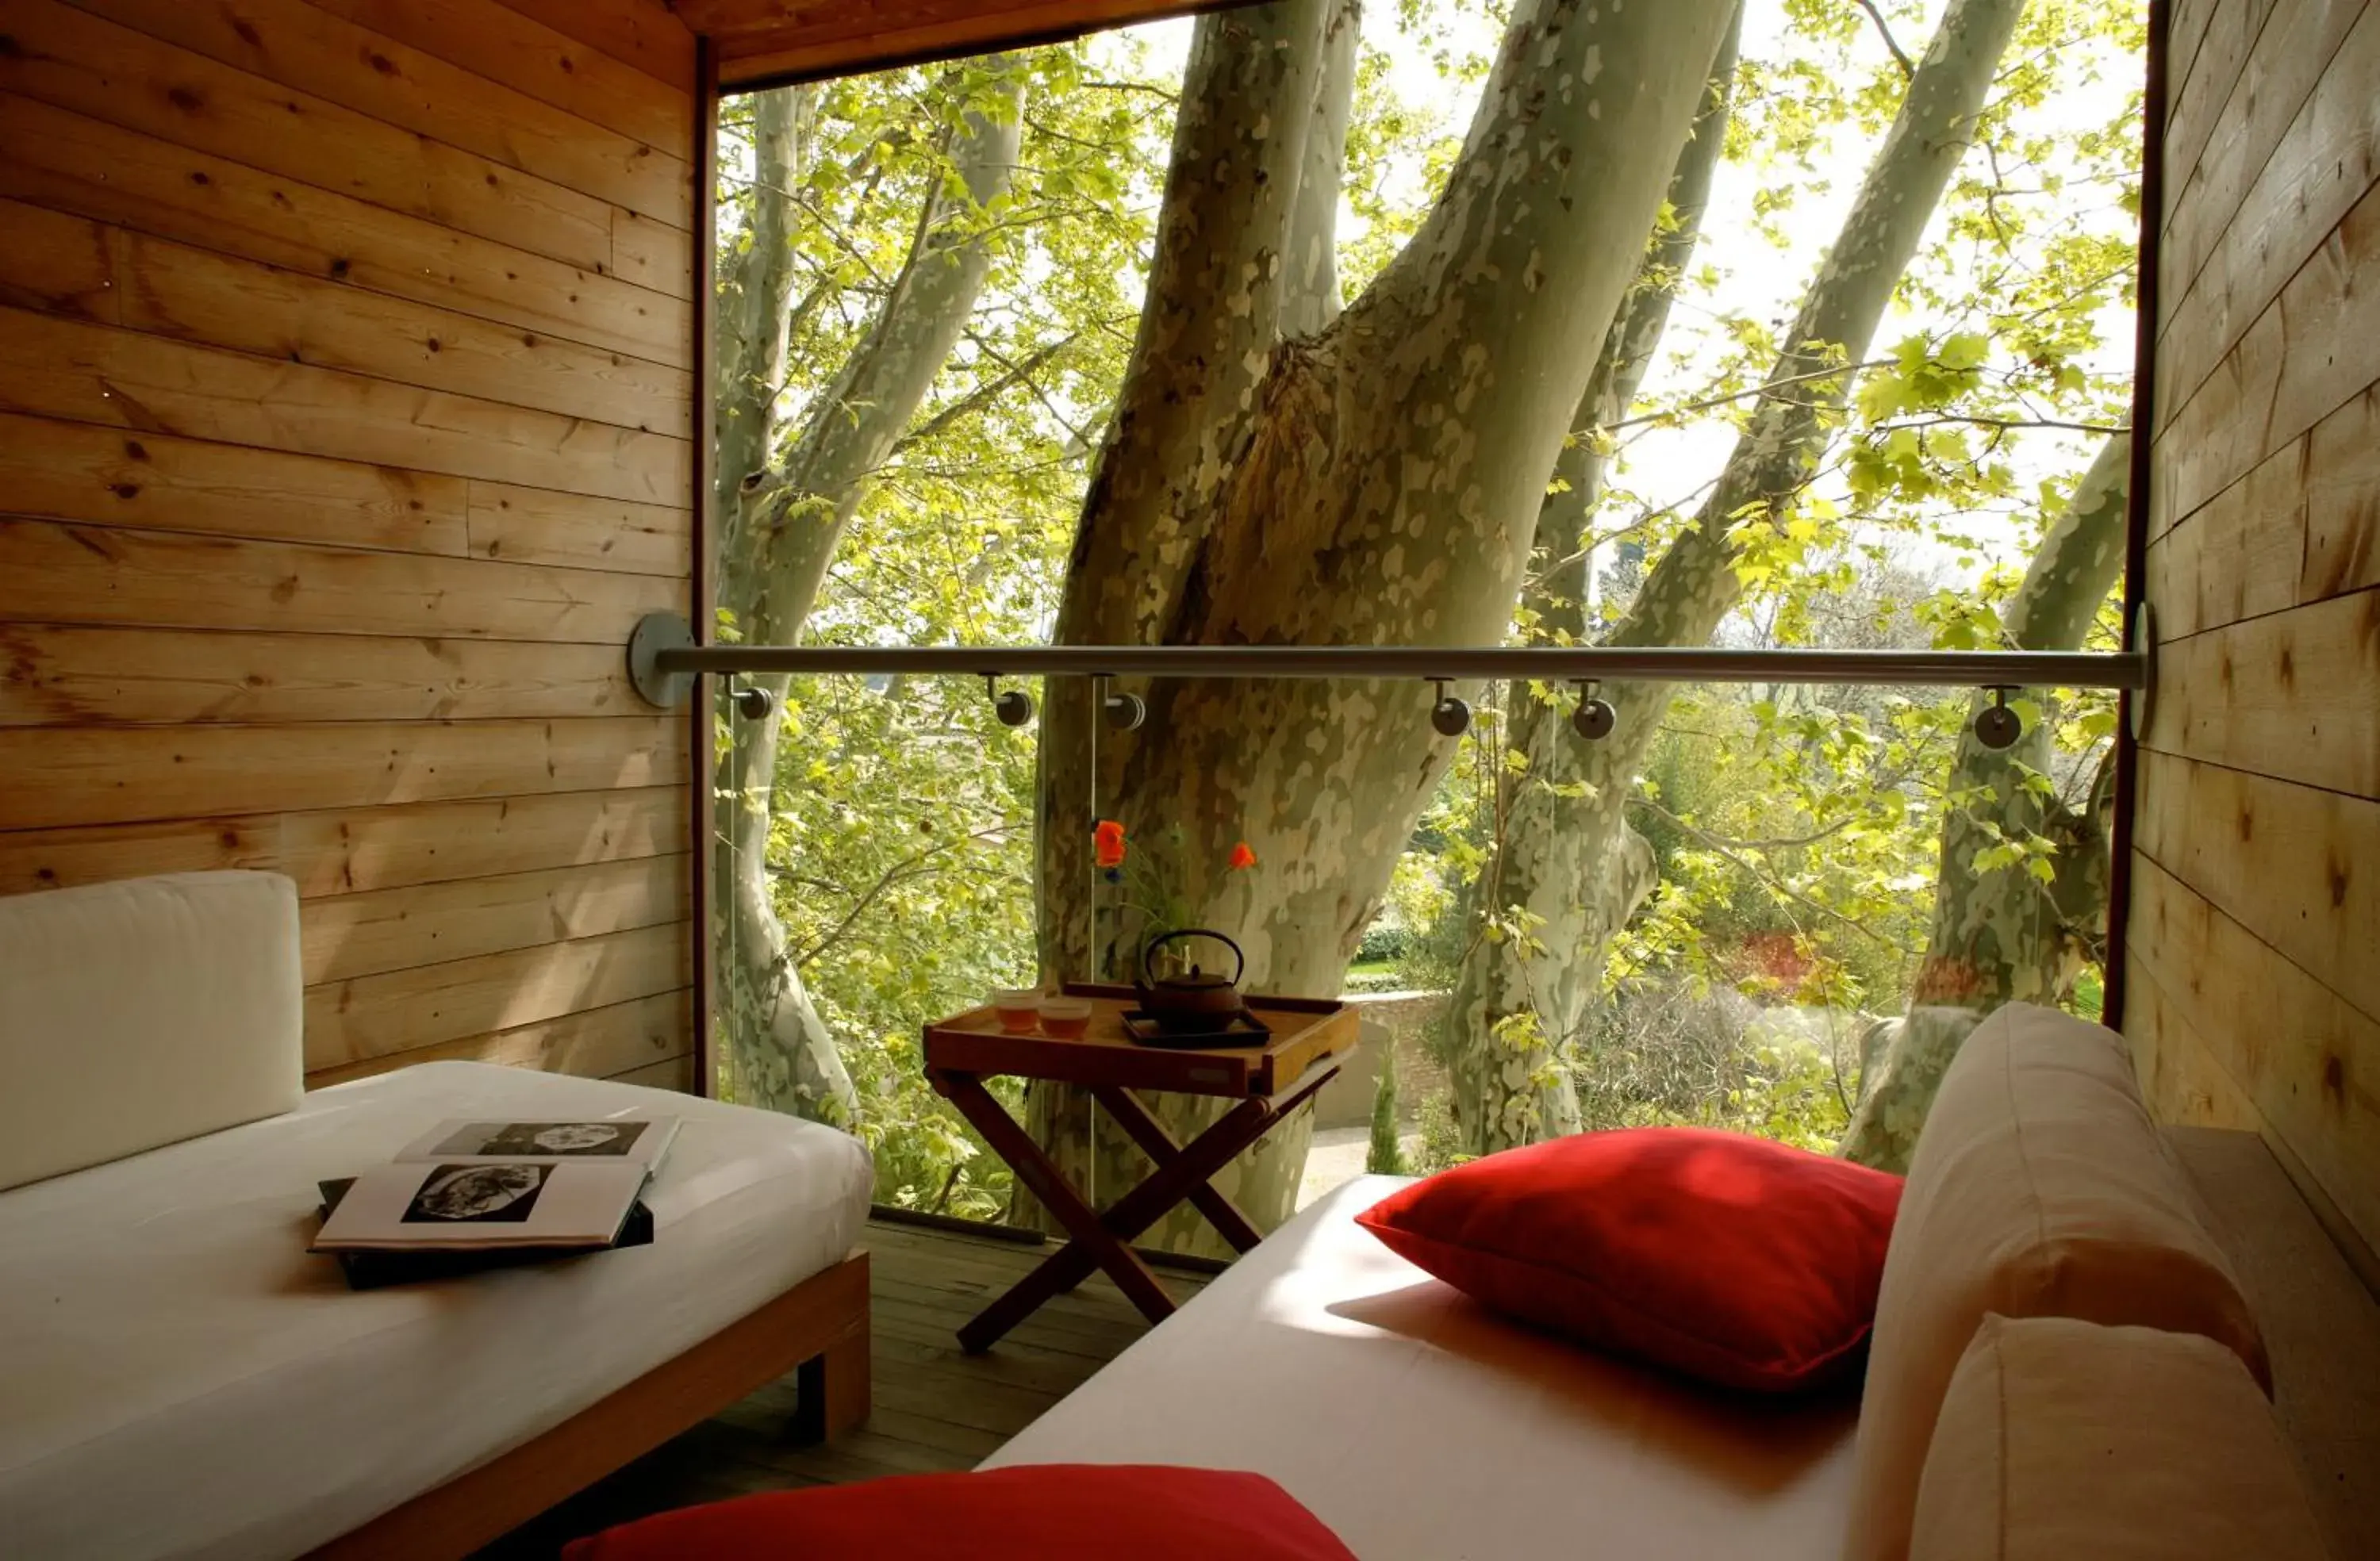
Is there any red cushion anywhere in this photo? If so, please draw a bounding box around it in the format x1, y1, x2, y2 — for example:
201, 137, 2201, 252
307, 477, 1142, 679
1354, 1126, 1904, 1393
562, 1465, 1358, 1560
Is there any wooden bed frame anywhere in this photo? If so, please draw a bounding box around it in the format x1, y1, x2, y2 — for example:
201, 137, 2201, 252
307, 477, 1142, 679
305, 1250, 873, 1561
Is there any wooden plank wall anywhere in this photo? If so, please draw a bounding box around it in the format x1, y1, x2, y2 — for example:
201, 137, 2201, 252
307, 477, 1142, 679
2129, 0, 2380, 1269
677, 0, 1230, 87
0, 0, 703, 1092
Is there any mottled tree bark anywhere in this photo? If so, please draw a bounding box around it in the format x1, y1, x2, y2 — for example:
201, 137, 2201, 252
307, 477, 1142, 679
1841, 435, 2129, 1171
714, 74, 1025, 1122
1446, 9, 1741, 1157
1026, 0, 1741, 1247
1437, 0, 2028, 1157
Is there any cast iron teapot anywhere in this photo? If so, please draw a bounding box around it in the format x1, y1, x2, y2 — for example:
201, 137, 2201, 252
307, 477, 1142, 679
1135, 929, 1249, 1035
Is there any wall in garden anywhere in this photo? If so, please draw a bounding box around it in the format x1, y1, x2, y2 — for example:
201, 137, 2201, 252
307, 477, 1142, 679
2125, 0, 2380, 1271
0, 0, 703, 1091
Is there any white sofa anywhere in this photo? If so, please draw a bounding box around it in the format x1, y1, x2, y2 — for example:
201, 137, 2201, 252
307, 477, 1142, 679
988, 1004, 2338, 1561
0, 872, 874, 1561
990, 1171, 1861, 1558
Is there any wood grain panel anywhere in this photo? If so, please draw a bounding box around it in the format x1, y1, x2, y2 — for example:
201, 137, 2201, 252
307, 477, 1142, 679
300, 855, 688, 984
63, 0, 693, 230
2159, 0, 2277, 198
0, 187, 115, 317
0, 787, 685, 898
303, 988, 693, 1087
494, 0, 697, 90
2143, 435, 2310, 632
2167, 0, 2232, 114
1, 519, 679, 642
2, 0, 617, 273
301, 920, 688, 1069
2135, 750, 2380, 1025
0, 625, 645, 725
610, 206, 696, 298
2144, 586, 2380, 798
2129, 855, 2380, 1260
0, 200, 691, 432
605, 1053, 697, 1090
0, 94, 688, 363
2146, 374, 2376, 626
2159, 0, 2364, 319
2152, 175, 2380, 531
466, 482, 692, 577
0, 0, 699, 1092
689, 0, 1227, 86
0, 307, 687, 504
2301, 382, 2380, 602
0, 412, 469, 554
2132, 0, 2380, 1291
2156, 0, 2380, 425
304, 0, 687, 150
0, 717, 683, 830
2129, 950, 2264, 1128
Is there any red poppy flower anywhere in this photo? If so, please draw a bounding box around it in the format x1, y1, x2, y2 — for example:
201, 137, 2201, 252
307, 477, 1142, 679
1228, 842, 1257, 871
1094, 819, 1127, 869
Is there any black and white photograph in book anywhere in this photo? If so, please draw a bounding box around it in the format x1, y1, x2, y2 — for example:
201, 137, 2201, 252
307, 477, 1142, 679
429, 1121, 652, 1158
401, 1164, 552, 1224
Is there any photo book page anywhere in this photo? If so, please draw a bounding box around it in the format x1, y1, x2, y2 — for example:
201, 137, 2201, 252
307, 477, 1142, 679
392, 1115, 681, 1171
313, 1160, 651, 1252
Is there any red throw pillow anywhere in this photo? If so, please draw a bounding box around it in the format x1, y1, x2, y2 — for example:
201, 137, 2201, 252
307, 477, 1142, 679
562, 1465, 1357, 1560
1355, 1126, 1903, 1393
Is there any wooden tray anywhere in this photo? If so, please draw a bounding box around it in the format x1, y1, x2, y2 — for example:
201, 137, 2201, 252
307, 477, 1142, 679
922, 982, 1357, 1098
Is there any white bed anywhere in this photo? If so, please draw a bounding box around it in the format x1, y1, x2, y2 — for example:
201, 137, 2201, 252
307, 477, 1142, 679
0, 1060, 871, 1561
985, 1176, 1861, 1561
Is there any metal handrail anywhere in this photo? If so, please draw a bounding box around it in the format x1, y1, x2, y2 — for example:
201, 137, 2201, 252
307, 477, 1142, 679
628, 612, 2148, 708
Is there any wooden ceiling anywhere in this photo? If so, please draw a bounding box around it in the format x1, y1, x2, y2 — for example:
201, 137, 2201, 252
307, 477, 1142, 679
682, 1, 1250, 89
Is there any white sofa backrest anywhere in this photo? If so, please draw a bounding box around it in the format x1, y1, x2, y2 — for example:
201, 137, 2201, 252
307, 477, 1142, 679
0, 871, 303, 1191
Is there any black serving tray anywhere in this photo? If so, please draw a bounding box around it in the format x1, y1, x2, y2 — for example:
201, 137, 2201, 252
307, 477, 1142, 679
1119, 1008, 1273, 1049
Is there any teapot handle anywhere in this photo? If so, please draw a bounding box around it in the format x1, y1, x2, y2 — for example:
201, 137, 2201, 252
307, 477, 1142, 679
1142, 928, 1246, 986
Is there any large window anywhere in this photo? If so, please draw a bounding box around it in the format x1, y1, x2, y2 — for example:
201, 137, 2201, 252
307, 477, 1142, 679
699, 0, 2147, 1247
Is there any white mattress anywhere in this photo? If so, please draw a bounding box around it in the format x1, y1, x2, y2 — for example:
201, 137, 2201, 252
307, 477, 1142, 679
0, 1061, 872, 1561
986, 1176, 1862, 1561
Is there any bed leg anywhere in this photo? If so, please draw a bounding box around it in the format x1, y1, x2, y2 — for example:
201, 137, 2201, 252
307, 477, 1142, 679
793, 1321, 870, 1443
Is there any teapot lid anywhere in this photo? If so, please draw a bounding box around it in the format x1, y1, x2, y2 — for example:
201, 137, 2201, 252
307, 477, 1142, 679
1154, 963, 1234, 990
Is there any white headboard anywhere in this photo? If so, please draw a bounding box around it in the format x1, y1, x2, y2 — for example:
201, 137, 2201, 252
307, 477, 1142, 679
0, 871, 303, 1192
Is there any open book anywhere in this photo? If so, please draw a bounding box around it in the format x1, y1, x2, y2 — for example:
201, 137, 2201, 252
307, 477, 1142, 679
313, 1116, 679, 1256
393, 1115, 680, 1170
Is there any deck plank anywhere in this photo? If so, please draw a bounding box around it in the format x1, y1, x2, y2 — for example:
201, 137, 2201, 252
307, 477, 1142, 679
473, 1216, 1207, 1557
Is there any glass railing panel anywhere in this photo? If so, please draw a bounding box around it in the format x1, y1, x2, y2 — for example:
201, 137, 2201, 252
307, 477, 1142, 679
710, 670, 1046, 1222
709, 662, 2121, 1242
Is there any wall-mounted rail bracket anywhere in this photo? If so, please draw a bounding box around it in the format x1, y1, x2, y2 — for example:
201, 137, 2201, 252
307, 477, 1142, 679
629, 611, 697, 708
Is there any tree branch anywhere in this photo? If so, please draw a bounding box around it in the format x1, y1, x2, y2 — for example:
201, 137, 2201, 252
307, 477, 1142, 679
1852, 0, 1917, 77
1872, 414, 2130, 435
897, 332, 1078, 451
1601, 358, 1895, 432
1628, 796, 1913, 953
790, 819, 1028, 969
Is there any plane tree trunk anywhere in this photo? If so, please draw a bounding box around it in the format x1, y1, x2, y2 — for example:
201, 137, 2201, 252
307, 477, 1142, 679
1434, 0, 2028, 1154
1024, 0, 1741, 1247
712, 74, 1025, 1122
1445, 9, 1741, 1157
1841, 434, 2129, 1171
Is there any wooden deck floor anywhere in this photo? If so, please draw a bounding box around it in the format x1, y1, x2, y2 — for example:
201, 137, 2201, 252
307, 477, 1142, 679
476, 1217, 1211, 1556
